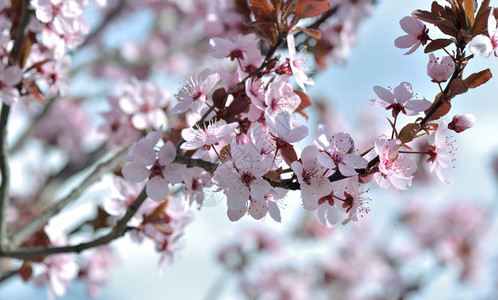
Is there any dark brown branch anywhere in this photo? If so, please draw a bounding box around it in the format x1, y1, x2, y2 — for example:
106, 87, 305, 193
1, 189, 146, 260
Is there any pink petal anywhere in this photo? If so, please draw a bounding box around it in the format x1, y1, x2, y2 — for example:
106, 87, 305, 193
373, 86, 395, 103
146, 177, 169, 201
122, 162, 149, 182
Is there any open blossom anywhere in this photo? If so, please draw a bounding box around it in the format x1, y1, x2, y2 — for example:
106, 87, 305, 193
118, 79, 170, 130
426, 120, 456, 183
213, 142, 272, 220
180, 119, 238, 151
448, 113, 475, 133
469, 11, 498, 57
104, 177, 147, 227
209, 33, 260, 61
264, 75, 301, 117
171, 68, 219, 115
291, 145, 333, 210
121, 130, 177, 201
266, 111, 308, 147
287, 34, 314, 92
374, 136, 417, 190
315, 125, 367, 176
370, 82, 431, 118
82, 246, 116, 298
394, 16, 430, 55
427, 54, 455, 83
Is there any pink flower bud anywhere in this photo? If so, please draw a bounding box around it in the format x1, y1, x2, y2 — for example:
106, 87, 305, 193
427, 54, 455, 83
448, 114, 475, 133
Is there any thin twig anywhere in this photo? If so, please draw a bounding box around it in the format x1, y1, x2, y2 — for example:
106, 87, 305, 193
1, 189, 147, 260
8, 146, 130, 249
0, 0, 31, 249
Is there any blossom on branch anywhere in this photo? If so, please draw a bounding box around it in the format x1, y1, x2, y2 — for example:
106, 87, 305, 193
180, 119, 238, 151
369, 82, 431, 118
394, 16, 430, 55
426, 120, 456, 183
469, 11, 498, 58
171, 68, 219, 115
427, 54, 455, 83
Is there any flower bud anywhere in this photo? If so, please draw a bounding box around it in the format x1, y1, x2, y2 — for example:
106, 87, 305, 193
448, 114, 475, 133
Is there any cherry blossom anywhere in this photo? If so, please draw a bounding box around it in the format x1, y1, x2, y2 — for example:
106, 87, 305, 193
118, 79, 170, 130
448, 113, 475, 133
426, 120, 456, 183
286, 34, 314, 92
469, 11, 498, 57
180, 119, 238, 151
264, 76, 301, 117
98, 96, 141, 148
209, 33, 260, 61
171, 68, 219, 115
369, 82, 431, 118
104, 177, 148, 227
266, 111, 308, 147
315, 125, 367, 176
427, 54, 455, 83
394, 16, 430, 55
81, 246, 116, 298
213, 142, 272, 220
373, 136, 416, 190
291, 145, 334, 210
121, 130, 178, 201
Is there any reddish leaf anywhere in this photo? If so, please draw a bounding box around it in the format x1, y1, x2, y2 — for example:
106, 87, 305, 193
19, 37, 31, 68
294, 89, 312, 120
227, 94, 250, 116
219, 144, 232, 162
32, 84, 46, 104
464, 69, 492, 89
144, 198, 169, 223
249, 0, 277, 41
464, 0, 475, 25
92, 206, 111, 231
212, 87, 227, 109
295, 0, 330, 19
279, 143, 298, 166
425, 101, 452, 121
435, 19, 458, 37
18, 261, 33, 282
449, 78, 469, 96
412, 9, 440, 23
295, 26, 322, 39
424, 38, 454, 53
472, 1, 491, 35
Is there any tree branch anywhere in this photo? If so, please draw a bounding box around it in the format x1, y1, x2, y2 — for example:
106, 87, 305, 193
8, 146, 130, 249
1, 189, 147, 260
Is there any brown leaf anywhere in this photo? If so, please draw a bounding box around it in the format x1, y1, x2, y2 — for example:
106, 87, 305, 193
219, 144, 232, 162
295, 0, 330, 19
19, 37, 31, 69
424, 38, 454, 53
92, 206, 111, 231
425, 101, 452, 121
280, 143, 298, 166
472, 0, 491, 35
464, 69, 492, 89
294, 89, 312, 119
212, 87, 227, 109
464, 0, 475, 26
435, 19, 458, 37
18, 261, 33, 282
144, 198, 169, 223
249, 0, 277, 41
295, 26, 322, 39
227, 94, 250, 116
449, 78, 468, 96
399, 123, 421, 143
32, 84, 46, 104
412, 9, 440, 24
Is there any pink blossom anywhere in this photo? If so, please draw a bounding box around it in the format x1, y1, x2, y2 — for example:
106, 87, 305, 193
448, 113, 475, 133
394, 16, 430, 55
369, 82, 431, 118
426, 120, 455, 183
264, 75, 301, 117
209, 33, 260, 61
287, 34, 314, 92
121, 130, 178, 202
315, 125, 367, 176
374, 136, 417, 190
104, 177, 147, 227
171, 68, 219, 115
82, 246, 116, 298
469, 11, 498, 57
266, 111, 308, 147
291, 145, 334, 210
213, 142, 272, 220
180, 119, 238, 151
98, 96, 141, 148
118, 79, 170, 130
427, 54, 455, 83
